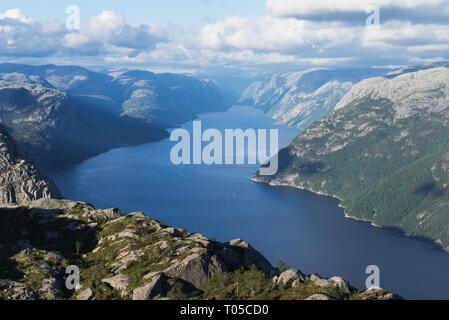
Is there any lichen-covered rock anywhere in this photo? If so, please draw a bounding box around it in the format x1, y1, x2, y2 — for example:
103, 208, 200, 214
226, 239, 274, 275
132, 275, 167, 300
39, 278, 64, 300
102, 274, 130, 294
0, 199, 398, 301
0, 125, 60, 206
277, 269, 306, 288
0, 280, 39, 300
360, 287, 396, 300
305, 294, 331, 300
310, 274, 350, 294
76, 288, 94, 301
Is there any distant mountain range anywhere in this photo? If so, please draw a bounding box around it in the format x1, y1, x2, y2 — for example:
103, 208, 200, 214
0, 64, 230, 169
254, 63, 449, 250
239, 68, 388, 130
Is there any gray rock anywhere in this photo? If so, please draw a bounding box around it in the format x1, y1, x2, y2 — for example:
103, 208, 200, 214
310, 274, 350, 294
305, 294, 331, 300
329, 276, 350, 294
226, 239, 274, 275
0, 125, 61, 206
277, 269, 306, 288
76, 288, 94, 301
39, 278, 64, 300
132, 275, 166, 300
163, 252, 220, 291
128, 211, 145, 218
2, 281, 39, 300
102, 274, 131, 294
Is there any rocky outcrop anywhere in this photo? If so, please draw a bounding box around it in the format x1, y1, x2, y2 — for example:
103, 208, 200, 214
0, 124, 60, 206
102, 274, 131, 295
310, 274, 350, 294
277, 269, 306, 288
0, 199, 397, 301
132, 274, 167, 300
76, 288, 93, 301
305, 294, 331, 300
39, 278, 64, 300
226, 239, 273, 275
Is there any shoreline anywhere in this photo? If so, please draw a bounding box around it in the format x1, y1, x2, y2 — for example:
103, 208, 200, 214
252, 176, 448, 253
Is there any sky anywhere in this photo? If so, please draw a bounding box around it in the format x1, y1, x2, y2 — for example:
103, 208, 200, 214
0, 0, 448, 75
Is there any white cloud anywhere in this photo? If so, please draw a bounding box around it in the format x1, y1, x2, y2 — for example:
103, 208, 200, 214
0, 5, 448, 71
0, 9, 167, 59
198, 16, 357, 52
64, 11, 166, 50
0, 8, 33, 24
266, 0, 448, 16
361, 22, 449, 49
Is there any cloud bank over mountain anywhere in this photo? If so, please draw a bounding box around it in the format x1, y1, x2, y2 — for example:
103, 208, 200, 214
0, 0, 448, 71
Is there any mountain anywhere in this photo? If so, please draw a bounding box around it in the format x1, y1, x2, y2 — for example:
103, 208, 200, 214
0, 198, 396, 300
254, 66, 449, 249
111, 70, 229, 126
0, 64, 230, 169
0, 72, 168, 169
239, 68, 388, 130
0, 123, 60, 205
385, 60, 449, 78
0, 64, 231, 126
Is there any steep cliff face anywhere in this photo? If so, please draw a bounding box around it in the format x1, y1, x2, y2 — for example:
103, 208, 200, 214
239, 68, 386, 130
254, 66, 449, 249
0, 124, 60, 206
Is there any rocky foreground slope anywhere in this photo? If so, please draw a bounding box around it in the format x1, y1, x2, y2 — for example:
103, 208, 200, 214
0, 198, 395, 300
0, 123, 60, 206
254, 66, 449, 249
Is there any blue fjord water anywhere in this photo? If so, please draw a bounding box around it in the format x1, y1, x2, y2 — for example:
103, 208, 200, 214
50, 106, 449, 299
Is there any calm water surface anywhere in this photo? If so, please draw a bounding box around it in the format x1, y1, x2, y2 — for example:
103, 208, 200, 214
50, 106, 449, 299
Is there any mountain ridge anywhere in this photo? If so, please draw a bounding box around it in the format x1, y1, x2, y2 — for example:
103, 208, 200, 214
254, 65, 449, 250
0, 64, 230, 169
239, 68, 389, 130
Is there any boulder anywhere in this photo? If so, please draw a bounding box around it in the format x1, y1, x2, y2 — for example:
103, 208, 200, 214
310, 274, 350, 294
128, 211, 145, 218
132, 275, 166, 300
76, 288, 94, 301
226, 239, 274, 275
329, 276, 350, 294
310, 274, 332, 287
305, 294, 331, 300
277, 269, 306, 288
102, 274, 130, 294
163, 252, 227, 291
